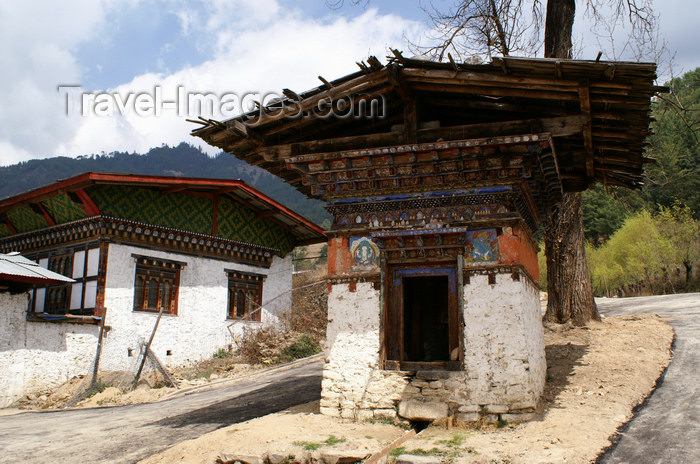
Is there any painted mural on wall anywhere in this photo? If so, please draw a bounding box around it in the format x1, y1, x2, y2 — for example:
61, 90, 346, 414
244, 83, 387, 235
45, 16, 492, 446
349, 236, 379, 269
465, 229, 499, 263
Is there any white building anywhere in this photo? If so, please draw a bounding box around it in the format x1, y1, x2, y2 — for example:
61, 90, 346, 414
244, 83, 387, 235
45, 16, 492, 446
0, 173, 325, 407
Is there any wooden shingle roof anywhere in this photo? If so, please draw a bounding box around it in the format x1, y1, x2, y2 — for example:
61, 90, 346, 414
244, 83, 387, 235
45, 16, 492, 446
192, 53, 661, 195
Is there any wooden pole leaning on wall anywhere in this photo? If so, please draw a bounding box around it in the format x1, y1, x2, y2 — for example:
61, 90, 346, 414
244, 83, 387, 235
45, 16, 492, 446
133, 306, 165, 389
89, 307, 108, 390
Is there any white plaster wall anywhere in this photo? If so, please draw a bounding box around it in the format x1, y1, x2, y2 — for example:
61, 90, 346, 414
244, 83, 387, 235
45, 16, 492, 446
0, 292, 98, 407
321, 272, 545, 420
100, 243, 293, 371
322, 282, 408, 419
462, 273, 545, 410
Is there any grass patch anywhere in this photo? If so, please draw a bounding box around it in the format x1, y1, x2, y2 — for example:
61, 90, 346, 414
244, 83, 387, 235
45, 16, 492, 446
389, 447, 406, 457
293, 441, 321, 451
85, 378, 107, 398
293, 435, 346, 451
406, 448, 447, 457
495, 418, 509, 429
437, 432, 466, 447
323, 435, 346, 446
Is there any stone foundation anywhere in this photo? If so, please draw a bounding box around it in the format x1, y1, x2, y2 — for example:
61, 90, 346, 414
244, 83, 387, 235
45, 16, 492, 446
321, 272, 545, 422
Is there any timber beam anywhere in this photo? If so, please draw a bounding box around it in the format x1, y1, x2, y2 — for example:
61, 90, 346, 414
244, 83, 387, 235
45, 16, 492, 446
258, 115, 589, 160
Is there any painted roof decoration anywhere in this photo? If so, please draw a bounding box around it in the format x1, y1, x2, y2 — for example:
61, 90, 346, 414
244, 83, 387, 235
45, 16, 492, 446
192, 52, 661, 204
0, 252, 74, 286
0, 173, 325, 255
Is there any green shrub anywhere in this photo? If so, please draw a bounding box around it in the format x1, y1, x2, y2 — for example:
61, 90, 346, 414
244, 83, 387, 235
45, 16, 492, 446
282, 334, 321, 360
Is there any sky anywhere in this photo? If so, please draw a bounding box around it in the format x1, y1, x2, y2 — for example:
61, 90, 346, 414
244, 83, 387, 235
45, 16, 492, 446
0, 0, 698, 167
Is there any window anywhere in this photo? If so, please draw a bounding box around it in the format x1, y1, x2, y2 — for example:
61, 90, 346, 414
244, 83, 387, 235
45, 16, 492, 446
32, 245, 101, 315
385, 266, 460, 370
132, 256, 182, 315
227, 271, 264, 321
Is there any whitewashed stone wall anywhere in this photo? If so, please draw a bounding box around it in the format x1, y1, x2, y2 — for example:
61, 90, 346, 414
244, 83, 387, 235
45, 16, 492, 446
0, 292, 98, 407
0, 244, 293, 407
320, 271, 545, 422
100, 243, 292, 371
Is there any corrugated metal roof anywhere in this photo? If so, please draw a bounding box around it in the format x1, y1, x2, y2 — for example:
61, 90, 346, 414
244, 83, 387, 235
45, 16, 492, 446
0, 252, 74, 284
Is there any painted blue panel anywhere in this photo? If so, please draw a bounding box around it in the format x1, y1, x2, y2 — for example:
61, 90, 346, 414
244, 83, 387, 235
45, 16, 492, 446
465, 229, 499, 263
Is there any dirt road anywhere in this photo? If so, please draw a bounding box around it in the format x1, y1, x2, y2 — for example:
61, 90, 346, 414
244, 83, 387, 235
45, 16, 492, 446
0, 358, 323, 464
597, 293, 700, 463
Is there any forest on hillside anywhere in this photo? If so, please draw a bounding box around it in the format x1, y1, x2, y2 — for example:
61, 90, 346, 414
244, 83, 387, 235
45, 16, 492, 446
1, 69, 698, 297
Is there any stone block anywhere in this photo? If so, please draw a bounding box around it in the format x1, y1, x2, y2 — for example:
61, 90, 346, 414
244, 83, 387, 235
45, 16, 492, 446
320, 406, 340, 417
374, 408, 397, 420
321, 390, 342, 399
456, 412, 480, 422
397, 400, 448, 421
340, 408, 355, 419
403, 385, 420, 395
457, 404, 480, 413
415, 370, 452, 380
395, 455, 441, 464
501, 412, 537, 422
266, 454, 290, 464
356, 409, 374, 421
485, 404, 509, 414
321, 452, 369, 464
428, 380, 444, 388
410, 380, 430, 389
320, 398, 339, 408
217, 455, 263, 464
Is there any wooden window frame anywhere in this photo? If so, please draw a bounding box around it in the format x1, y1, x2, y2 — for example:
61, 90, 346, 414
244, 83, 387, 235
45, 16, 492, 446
132, 256, 182, 315
226, 270, 264, 322
29, 244, 102, 316
384, 263, 462, 371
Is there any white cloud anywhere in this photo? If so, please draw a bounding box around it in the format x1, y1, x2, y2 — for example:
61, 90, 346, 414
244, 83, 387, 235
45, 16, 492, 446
0, 0, 139, 165
51, 5, 424, 160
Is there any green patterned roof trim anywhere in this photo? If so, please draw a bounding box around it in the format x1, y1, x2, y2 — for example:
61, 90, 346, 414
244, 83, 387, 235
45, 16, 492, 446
88, 184, 213, 236
7, 205, 49, 233
41, 193, 87, 224
0, 223, 11, 238
217, 196, 295, 255
87, 185, 295, 254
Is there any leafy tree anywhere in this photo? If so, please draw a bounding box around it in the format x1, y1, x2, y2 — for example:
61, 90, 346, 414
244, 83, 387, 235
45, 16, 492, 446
643, 68, 700, 217
656, 203, 700, 286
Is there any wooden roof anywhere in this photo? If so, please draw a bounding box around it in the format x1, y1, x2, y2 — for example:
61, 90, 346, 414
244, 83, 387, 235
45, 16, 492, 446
192, 53, 661, 195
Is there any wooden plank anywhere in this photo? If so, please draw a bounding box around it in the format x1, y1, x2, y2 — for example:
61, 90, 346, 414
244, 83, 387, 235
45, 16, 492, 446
33, 202, 56, 226
74, 189, 101, 216
409, 82, 579, 101
262, 115, 586, 158
365, 430, 417, 464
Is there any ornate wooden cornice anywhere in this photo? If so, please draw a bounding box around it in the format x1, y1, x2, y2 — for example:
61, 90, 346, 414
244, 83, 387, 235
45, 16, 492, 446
0, 216, 279, 268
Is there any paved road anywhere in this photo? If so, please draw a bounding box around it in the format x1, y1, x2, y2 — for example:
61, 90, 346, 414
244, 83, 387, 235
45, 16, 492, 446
0, 358, 323, 464
596, 293, 700, 464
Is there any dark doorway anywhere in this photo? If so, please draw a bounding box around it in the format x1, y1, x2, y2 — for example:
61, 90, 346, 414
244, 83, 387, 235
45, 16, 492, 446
402, 276, 450, 362
385, 265, 460, 370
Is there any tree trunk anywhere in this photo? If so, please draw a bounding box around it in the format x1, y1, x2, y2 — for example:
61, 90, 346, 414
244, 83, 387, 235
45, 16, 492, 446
541, 0, 600, 325
544, 0, 575, 59
543, 193, 600, 325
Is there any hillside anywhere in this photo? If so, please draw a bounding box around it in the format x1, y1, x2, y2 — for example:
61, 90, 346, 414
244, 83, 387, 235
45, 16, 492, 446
0, 143, 330, 226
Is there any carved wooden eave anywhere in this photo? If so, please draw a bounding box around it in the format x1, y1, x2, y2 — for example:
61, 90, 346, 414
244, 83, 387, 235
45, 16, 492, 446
192, 53, 662, 202
0, 216, 279, 268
